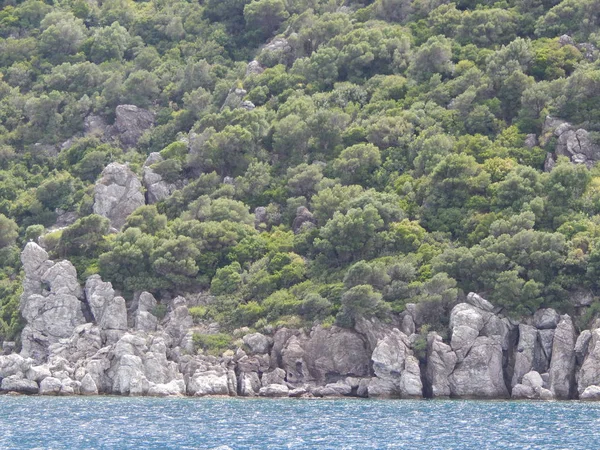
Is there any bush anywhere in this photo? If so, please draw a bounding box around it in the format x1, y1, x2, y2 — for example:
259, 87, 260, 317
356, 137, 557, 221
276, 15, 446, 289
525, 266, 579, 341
193, 333, 233, 356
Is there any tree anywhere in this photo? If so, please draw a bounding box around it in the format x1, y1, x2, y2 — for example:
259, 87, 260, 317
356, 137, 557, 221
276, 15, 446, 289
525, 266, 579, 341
333, 143, 381, 186
407, 36, 453, 83
89, 22, 130, 63
39, 12, 86, 62
336, 285, 391, 327
243, 0, 289, 44
0, 214, 18, 249
314, 205, 384, 263
122, 70, 160, 108
58, 214, 110, 258
124, 205, 168, 235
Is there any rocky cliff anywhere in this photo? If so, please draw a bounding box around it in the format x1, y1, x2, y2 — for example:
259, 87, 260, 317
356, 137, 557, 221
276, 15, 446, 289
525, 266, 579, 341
3, 243, 600, 399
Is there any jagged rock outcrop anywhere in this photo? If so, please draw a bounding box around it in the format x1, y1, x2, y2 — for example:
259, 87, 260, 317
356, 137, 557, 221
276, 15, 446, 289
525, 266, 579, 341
85, 275, 127, 344
449, 335, 509, 398
577, 328, 600, 396
426, 332, 456, 397
281, 326, 370, 385
542, 116, 600, 169
511, 371, 553, 400
512, 324, 537, 387
292, 206, 316, 233
20, 243, 86, 362
246, 60, 264, 76
93, 162, 145, 230
443, 299, 515, 398
367, 329, 422, 398
548, 315, 576, 399
108, 105, 154, 148
8, 246, 600, 401
142, 153, 177, 204
134, 292, 159, 333
221, 88, 247, 110
258, 37, 294, 66
84, 115, 109, 137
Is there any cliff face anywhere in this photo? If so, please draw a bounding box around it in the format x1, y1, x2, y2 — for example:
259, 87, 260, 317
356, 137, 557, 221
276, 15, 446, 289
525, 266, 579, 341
2, 243, 600, 399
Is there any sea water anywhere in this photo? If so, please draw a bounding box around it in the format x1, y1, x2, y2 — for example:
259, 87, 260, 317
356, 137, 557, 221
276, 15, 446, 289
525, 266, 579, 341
0, 396, 598, 449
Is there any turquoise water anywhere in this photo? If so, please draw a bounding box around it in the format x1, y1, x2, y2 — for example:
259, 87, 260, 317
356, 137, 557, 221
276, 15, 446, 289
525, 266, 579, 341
0, 397, 598, 449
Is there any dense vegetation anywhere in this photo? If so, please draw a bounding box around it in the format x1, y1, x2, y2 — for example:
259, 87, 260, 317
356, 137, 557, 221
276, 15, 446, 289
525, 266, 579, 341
2, 0, 600, 342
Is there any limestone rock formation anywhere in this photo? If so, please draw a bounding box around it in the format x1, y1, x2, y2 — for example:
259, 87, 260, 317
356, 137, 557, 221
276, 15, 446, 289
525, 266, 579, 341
20, 243, 86, 362
292, 206, 316, 233
85, 275, 127, 344
281, 326, 370, 384
542, 116, 600, 169
368, 329, 422, 398
449, 335, 509, 398
548, 315, 576, 399
93, 162, 145, 230
577, 328, 600, 396
426, 332, 457, 397
142, 153, 178, 204
243, 333, 273, 355
511, 371, 553, 400
108, 105, 154, 148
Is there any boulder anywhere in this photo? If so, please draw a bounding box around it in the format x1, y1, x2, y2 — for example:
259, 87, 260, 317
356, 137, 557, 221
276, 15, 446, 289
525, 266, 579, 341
142, 153, 177, 204
285, 326, 370, 384
575, 330, 592, 365
524, 134, 538, 148
258, 384, 289, 397
548, 315, 576, 399
238, 372, 261, 396
246, 60, 264, 76
541, 116, 600, 168
270, 327, 298, 369
312, 382, 352, 397
292, 207, 316, 234
536, 329, 554, 370
580, 385, 600, 401
80, 373, 98, 395
39, 376, 62, 395
84, 115, 109, 137
135, 292, 159, 333
512, 324, 537, 387
533, 309, 560, 330
84, 275, 127, 344
243, 333, 272, 355
465, 292, 495, 312
511, 370, 554, 400
26, 364, 51, 383
261, 368, 286, 386
0, 354, 32, 378
85, 275, 114, 323
1, 376, 39, 394
147, 379, 186, 397
93, 163, 145, 230
163, 301, 194, 347
42, 261, 83, 298
569, 290, 594, 307
188, 369, 231, 396
449, 336, 508, 398
109, 105, 154, 148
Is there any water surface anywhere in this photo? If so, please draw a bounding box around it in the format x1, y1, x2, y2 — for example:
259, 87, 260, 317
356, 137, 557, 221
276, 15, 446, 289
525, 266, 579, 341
0, 396, 597, 449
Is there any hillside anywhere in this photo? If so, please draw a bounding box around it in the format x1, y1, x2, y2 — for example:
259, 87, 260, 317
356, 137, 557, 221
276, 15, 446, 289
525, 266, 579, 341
1, 0, 600, 348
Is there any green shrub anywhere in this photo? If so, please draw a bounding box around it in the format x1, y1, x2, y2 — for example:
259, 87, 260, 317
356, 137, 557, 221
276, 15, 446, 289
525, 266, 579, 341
193, 333, 233, 356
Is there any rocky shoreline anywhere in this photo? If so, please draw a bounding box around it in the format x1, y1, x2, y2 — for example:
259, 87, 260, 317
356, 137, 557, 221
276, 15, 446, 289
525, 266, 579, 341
2, 242, 600, 401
